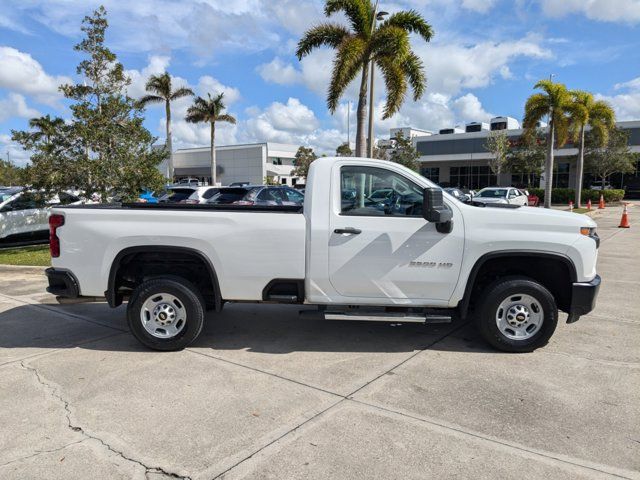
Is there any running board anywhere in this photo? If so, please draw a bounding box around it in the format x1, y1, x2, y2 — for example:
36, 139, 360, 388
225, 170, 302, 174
301, 310, 452, 324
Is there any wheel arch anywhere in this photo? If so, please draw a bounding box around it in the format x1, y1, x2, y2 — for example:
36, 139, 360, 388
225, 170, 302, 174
106, 245, 223, 311
458, 250, 577, 320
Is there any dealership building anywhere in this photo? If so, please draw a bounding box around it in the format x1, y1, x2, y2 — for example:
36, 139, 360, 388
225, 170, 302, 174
171, 142, 301, 186
393, 117, 640, 191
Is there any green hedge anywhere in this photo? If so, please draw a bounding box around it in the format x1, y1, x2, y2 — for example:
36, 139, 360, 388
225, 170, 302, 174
527, 188, 625, 204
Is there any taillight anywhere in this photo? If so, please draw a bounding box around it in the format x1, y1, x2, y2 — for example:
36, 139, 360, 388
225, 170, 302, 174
49, 214, 65, 258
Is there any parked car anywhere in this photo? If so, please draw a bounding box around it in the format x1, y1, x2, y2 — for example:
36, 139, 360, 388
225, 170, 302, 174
474, 187, 529, 206
138, 190, 159, 204
444, 187, 472, 203
0, 188, 49, 240
589, 181, 613, 191
158, 186, 198, 204
228, 181, 251, 187
47, 157, 600, 354
207, 186, 304, 206
185, 187, 221, 204
175, 177, 201, 187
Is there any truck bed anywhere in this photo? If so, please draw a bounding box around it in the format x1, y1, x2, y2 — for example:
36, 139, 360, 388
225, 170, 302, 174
52, 204, 306, 300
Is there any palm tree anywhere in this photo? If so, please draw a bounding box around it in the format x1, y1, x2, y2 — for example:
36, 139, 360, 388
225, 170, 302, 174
185, 93, 237, 185
28, 115, 65, 146
523, 79, 573, 208
138, 72, 194, 180
568, 91, 615, 207
296, 0, 433, 157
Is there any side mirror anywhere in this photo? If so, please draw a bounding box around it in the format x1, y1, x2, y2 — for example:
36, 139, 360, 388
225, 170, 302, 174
423, 188, 453, 233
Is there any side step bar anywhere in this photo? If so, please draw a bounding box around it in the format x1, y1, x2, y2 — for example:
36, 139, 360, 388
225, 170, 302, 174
300, 310, 452, 324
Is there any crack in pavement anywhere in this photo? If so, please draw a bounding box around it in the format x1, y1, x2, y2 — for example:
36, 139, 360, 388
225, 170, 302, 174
19, 360, 192, 480
0, 439, 86, 469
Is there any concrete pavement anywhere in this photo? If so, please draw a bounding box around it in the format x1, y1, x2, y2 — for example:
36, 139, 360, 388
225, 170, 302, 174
0, 203, 638, 479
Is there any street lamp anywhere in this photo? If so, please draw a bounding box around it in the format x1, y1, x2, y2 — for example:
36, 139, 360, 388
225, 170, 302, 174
367, 4, 388, 158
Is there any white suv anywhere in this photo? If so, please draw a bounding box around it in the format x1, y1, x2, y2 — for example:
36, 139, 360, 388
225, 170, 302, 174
474, 187, 529, 206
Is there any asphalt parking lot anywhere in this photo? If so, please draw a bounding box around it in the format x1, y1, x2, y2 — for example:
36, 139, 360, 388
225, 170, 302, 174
0, 204, 638, 480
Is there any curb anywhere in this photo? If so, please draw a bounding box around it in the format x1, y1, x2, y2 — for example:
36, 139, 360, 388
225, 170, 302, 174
0, 265, 48, 274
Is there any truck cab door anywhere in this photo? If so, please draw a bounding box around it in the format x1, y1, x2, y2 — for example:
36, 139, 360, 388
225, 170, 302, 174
326, 164, 464, 304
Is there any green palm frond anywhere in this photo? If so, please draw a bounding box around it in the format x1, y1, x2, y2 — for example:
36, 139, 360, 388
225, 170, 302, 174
296, 23, 351, 59
137, 94, 164, 107
144, 72, 172, 98
377, 57, 407, 119
522, 93, 550, 130
324, 0, 371, 35
401, 52, 426, 100
381, 10, 434, 43
170, 87, 194, 101
185, 93, 234, 124
370, 25, 410, 60
216, 113, 237, 125
327, 36, 367, 112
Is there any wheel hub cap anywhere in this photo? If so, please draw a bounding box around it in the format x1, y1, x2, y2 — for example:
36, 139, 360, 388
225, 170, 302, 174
496, 294, 544, 340
140, 293, 187, 339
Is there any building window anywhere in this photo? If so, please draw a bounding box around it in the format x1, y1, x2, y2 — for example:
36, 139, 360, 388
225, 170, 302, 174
281, 178, 287, 185
511, 173, 540, 188
553, 162, 570, 188
420, 167, 439, 184
450, 166, 497, 189
272, 157, 283, 165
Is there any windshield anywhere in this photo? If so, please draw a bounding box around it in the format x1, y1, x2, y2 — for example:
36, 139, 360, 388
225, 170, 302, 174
478, 189, 507, 198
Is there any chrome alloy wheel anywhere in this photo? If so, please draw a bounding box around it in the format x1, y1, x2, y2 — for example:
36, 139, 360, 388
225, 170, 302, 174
140, 293, 187, 339
495, 293, 544, 340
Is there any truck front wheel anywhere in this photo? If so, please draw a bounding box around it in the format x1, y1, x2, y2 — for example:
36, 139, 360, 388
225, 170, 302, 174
127, 277, 205, 351
475, 276, 558, 352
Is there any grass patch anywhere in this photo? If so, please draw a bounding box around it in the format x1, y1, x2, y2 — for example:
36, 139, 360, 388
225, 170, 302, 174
572, 208, 590, 214
0, 245, 50, 266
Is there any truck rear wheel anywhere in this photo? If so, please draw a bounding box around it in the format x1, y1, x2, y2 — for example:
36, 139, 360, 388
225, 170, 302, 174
475, 276, 558, 353
127, 277, 205, 351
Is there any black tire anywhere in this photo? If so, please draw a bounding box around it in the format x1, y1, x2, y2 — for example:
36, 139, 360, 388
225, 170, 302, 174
474, 276, 558, 353
127, 277, 205, 351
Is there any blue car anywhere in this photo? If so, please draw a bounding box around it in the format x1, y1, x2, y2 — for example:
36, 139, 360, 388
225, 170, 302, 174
138, 190, 159, 203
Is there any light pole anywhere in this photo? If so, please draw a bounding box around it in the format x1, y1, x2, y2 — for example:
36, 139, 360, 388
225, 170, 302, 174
367, 4, 388, 158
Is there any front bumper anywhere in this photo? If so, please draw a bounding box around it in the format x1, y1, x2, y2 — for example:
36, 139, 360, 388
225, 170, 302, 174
45, 268, 79, 298
567, 274, 601, 323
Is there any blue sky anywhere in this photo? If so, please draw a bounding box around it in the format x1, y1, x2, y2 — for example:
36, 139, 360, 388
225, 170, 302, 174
1, 0, 639, 165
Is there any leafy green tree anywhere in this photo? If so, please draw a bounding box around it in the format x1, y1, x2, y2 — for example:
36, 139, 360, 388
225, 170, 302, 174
506, 131, 547, 187
568, 91, 615, 207
336, 142, 353, 157
12, 7, 168, 201
388, 131, 419, 171
484, 130, 509, 176
523, 79, 572, 208
137, 72, 194, 180
12, 115, 80, 194
0, 158, 24, 186
291, 146, 318, 178
297, 1, 433, 157
185, 93, 237, 185
585, 127, 637, 187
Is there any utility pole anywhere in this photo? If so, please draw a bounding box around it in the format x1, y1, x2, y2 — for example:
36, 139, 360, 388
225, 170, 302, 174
367, 2, 387, 158
347, 101, 351, 148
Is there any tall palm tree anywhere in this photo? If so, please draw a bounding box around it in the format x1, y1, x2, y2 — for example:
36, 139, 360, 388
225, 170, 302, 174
138, 72, 194, 180
523, 79, 573, 208
185, 93, 236, 185
568, 91, 615, 208
296, 0, 433, 157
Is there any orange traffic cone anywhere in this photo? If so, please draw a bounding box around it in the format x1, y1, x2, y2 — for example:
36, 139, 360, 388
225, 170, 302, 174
619, 203, 631, 228
598, 194, 605, 209
586, 199, 592, 211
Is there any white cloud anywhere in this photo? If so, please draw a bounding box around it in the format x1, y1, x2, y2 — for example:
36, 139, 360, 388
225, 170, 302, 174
257, 58, 302, 85
462, 0, 498, 13
125, 55, 172, 99
0, 94, 40, 122
0, 133, 32, 167
452, 93, 494, 123
597, 77, 640, 121
0, 46, 71, 106
244, 98, 319, 142
539, 0, 640, 24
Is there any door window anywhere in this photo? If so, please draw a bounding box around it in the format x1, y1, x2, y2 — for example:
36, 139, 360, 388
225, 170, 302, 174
340, 166, 424, 217
9, 193, 44, 211
258, 188, 285, 204
283, 188, 304, 204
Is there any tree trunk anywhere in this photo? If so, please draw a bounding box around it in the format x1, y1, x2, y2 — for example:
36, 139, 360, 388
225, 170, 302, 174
210, 122, 216, 186
355, 63, 369, 158
574, 125, 585, 208
543, 119, 555, 209
165, 100, 173, 181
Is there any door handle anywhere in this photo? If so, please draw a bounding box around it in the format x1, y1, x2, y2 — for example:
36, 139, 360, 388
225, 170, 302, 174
334, 227, 362, 235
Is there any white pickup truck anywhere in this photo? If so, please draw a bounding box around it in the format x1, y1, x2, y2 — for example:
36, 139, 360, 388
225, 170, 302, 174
46, 157, 601, 353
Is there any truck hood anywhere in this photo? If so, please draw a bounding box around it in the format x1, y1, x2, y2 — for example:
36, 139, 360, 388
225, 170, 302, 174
474, 197, 507, 204
472, 204, 597, 229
